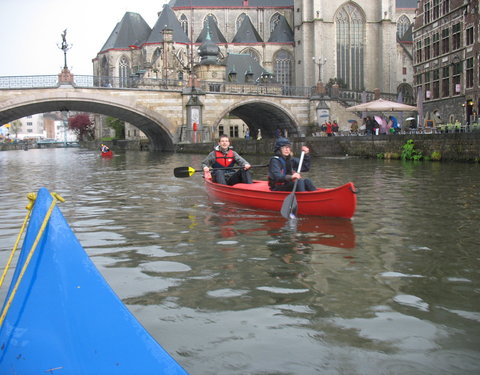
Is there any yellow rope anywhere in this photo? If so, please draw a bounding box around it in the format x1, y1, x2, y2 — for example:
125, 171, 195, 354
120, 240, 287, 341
0, 193, 36, 289
0, 192, 64, 327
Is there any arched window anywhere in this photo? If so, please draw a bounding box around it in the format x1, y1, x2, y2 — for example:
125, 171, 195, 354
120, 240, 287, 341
236, 13, 247, 32
335, 3, 365, 90
204, 13, 218, 28
397, 83, 415, 105
274, 50, 293, 87
100, 56, 110, 87
152, 48, 162, 64
270, 12, 281, 32
241, 48, 260, 62
397, 15, 411, 38
180, 14, 188, 35
119, 56, 130, 88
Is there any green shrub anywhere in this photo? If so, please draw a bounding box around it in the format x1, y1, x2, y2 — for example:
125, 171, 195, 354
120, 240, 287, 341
401, 139, 423, 161
431, 151, 442, 161
376, 153, 385, 159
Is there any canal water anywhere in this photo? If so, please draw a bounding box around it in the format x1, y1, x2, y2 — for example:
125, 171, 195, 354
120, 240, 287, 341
1, 148, 479, 375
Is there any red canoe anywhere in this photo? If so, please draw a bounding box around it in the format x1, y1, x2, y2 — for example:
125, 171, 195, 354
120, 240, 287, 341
204, 178, 357, 219
101, 150, 113, 157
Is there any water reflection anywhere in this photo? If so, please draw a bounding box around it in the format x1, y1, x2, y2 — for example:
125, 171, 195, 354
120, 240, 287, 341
1, 149, 479, 374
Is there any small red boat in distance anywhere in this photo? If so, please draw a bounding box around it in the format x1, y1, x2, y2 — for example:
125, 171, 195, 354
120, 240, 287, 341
204, 178, 357, 219
101, 150, 113, 158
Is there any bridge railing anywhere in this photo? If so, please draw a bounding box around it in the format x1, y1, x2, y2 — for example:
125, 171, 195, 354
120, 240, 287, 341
0, 74, 315, 98
0, 74, 398, 103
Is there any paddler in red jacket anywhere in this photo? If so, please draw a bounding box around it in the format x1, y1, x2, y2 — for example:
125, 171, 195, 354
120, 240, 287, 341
202, 134, 253, 185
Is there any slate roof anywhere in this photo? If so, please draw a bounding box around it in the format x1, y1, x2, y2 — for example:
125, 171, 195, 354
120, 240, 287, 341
232, 16, 263, 43
225, 53, 271, 84
268, 15, 293, 43
169, 0, 293, 7
196, 15, 227, 43
146, 4, 190, 44
396, 0, 417, 8
99, 12, 151, 52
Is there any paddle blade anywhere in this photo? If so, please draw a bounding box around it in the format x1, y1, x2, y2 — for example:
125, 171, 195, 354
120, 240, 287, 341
173, 166, 197, 178
281, 192, 298, 219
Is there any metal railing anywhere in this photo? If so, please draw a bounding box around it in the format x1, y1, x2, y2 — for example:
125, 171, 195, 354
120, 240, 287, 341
0, 74, 399, 103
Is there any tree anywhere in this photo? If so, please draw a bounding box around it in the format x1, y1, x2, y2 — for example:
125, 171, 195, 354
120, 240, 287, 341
105, 117, 125, 139
10, 120, 22, 139
68, 113, 95, 141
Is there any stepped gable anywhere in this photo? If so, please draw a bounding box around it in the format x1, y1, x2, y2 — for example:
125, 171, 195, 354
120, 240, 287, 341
147, 4, 190, 43
99, 12, 151, 52
169, 0, 292, 7
196, 15, 227, 43
232, 16, 263, 43
226, 53, 270, 83
268, 14, 293, 43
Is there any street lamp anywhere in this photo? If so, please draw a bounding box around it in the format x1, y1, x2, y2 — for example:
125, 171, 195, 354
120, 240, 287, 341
312, 57, 327, 83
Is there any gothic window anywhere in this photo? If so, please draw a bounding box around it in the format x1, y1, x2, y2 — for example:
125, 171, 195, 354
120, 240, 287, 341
100, 56, 110, 87
204, 13, 218, 28
236, 13, 247, 32
270, 13, 281, 32
241, 48, 260, 62
152, 48, 162, 64
274, 50, 293, 87
180, 14, 188, 35
397, 15, 410, 39
397, 83, 414, 105
119, 56, 130, 88
335, 3, 365, 90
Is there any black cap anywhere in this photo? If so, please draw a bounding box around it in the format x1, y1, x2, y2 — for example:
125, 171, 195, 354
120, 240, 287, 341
274, 137, 291, 151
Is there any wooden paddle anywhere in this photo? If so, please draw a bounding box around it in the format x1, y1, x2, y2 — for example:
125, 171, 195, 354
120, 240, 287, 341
280, 151, 305, 219
174, 164, 268, 178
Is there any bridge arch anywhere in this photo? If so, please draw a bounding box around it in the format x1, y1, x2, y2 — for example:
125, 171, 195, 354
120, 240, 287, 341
214, 99, 300, 138
0, 90, 175, 151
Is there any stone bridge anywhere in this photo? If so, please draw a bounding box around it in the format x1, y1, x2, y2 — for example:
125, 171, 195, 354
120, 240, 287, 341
0, 84, 339, 151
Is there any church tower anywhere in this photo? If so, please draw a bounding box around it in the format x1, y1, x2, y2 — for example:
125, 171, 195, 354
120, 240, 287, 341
295, 0, 399, 93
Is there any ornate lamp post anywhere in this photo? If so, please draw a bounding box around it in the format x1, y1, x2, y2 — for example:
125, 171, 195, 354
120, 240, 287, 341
312, 57, 327, 95
57, 29, 74, 85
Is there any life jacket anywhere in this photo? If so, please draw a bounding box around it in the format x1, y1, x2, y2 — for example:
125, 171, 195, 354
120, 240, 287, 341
212, 148, 235, 168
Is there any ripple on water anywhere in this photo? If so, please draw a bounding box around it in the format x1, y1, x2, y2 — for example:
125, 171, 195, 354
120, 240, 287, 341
207, 289, 249, 298
393, 294, 430, 312
140, 261, 191, 273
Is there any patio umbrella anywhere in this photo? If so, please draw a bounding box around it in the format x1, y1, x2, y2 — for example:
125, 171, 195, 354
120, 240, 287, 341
347, 98, 417, 112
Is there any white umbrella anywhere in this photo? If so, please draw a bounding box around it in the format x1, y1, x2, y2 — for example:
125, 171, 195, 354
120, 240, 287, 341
347, 98, 417, 112
405, 117, 416, 121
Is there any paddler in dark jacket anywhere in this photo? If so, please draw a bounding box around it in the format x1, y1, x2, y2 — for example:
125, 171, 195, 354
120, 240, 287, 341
268, 137, 316, 192
202, 134, 253, 185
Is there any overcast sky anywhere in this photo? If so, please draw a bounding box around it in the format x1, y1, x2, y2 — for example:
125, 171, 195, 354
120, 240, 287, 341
0, 0, 168, 76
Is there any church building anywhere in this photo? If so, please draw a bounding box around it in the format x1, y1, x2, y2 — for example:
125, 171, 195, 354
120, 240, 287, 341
93, 0, 416, 96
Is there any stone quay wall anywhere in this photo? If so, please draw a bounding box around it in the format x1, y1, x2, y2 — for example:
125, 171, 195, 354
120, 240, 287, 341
176, 133, 480, 162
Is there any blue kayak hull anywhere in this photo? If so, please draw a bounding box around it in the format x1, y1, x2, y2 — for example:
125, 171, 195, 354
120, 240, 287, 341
0, 188, 188, 374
